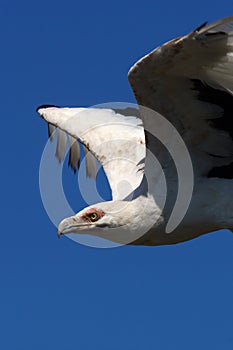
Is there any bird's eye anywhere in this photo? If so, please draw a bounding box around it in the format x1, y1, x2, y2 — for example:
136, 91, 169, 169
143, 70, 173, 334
89, 212, 99, 222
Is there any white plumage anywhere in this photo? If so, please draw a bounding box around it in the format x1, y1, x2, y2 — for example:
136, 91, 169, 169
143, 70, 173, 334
38, 16, 233, 245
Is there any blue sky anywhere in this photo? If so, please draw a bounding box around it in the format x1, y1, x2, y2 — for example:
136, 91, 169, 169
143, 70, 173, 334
1, 1, 233, 349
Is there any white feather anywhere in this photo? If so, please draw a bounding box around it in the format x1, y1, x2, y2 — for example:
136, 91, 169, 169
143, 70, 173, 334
38, 107, 145, 200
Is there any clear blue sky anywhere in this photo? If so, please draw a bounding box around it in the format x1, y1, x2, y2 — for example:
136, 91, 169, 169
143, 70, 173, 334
1, 1, 233, 349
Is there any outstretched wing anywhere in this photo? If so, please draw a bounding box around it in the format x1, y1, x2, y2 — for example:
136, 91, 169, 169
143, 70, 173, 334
37, 106, 145, 200
128, 16, 233, 179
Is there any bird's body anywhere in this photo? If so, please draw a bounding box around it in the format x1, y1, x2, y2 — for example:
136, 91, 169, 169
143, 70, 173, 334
38, 16, 233, 246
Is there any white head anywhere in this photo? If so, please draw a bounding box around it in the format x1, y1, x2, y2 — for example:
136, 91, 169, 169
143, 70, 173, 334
57, 197, 160, 244
58, 200, 138, 244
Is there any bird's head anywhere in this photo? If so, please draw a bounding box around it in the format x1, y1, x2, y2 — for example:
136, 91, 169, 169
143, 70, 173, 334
57, 199, 153, 244
58, 201, 131, 234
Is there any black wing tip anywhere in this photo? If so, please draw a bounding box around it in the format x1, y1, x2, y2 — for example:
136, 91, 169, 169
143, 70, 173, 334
205, 31, 227, 36
68, 154, 79, 174
68, 161, 78, 174
36, 104, 59, 113
194, 21, 208, 32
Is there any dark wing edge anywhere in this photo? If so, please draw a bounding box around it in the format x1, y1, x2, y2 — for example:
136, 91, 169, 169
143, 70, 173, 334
128, 16, 233, 179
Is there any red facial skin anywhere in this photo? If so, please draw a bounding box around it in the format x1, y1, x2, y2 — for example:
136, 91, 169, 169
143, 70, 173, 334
81, 208, 105, 222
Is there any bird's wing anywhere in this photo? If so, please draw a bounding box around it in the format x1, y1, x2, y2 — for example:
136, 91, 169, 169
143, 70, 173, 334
128, 16, 233, 179
37, 106, 145, 200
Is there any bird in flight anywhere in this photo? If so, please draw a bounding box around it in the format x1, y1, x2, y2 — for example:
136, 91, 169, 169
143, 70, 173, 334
37, 16, 233, 246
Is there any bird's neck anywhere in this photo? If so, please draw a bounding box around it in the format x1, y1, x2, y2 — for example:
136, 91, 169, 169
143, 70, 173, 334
122, 194, 164, 240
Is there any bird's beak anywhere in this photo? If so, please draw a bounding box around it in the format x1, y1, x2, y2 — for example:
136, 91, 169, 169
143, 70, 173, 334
57, 215, 92, 238
57, 216, 77, 238
57, 230, 62, 239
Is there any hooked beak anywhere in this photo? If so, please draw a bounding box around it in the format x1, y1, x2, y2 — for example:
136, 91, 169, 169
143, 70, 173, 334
57, 216, 78, 239
57, 230, 63, 239
57, 216, 93, 238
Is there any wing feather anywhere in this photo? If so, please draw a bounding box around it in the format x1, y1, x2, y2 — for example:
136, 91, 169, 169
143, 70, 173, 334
38, 106, 145, 200
128, 16, 233, 178
83, 145, 98, 178
48, 123, 56, 141
68, 136, 80, 173
55, 129, 67, 163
